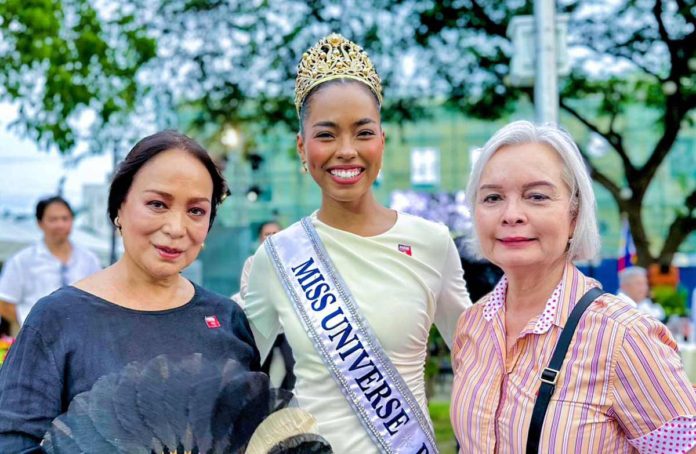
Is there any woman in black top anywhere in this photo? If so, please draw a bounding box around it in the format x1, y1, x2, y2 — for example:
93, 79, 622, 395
0, 131, 261, 453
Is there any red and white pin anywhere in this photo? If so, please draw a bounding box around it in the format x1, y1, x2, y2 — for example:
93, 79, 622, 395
204, 315, 221, 329
398, 244, 412, 256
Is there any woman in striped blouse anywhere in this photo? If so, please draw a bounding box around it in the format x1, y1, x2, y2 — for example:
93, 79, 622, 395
451, 121, 696, 453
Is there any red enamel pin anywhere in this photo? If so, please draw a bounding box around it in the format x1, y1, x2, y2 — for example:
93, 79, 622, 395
205, 315, 221, 328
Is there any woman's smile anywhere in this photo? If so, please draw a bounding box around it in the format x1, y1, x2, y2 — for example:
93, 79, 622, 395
154, 244, 184, 261
498, 236, 536, 247
327, 165, 366, 184
297, 82, 384, 208
475, 142, 575, 273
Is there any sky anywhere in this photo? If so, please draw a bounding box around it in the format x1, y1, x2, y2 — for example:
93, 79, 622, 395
0, 103, 112, 216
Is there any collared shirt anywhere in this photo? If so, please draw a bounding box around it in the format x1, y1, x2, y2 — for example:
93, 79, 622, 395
451, 263, 696, 453
0, 240, 101, 325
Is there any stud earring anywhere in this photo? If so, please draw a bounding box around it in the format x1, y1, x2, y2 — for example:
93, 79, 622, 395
301, 161, 308, 174
114, 216, 122, 231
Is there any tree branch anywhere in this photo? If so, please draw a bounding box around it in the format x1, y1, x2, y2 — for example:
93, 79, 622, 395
469, 0, 508, 37
608, 110, 618, 137
640, 97, 686, 192
575, 144, 622, 200
688, 93, 696, 111
624, 204, 654, 266
560, 100, 636, 176
653, 0, 675, 55
658, 188, 696, 264
632, 1, 694, 196
601, 47, 664, 81
581, 22, 665, 80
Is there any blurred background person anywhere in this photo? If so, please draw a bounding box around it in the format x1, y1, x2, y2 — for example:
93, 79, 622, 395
451, 121, 696, 453
232, 220, 295, 391
0, 196, 101, 330
618, 266, 665, 321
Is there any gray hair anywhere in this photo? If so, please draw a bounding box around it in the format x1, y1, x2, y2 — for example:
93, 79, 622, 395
465, 120, 600, 262
618, 266, 647, 286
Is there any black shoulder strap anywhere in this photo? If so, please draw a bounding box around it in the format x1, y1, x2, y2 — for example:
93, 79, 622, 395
526, 286, 605, 454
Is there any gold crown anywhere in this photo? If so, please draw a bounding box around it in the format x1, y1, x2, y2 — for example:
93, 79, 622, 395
294, 33, 383, 115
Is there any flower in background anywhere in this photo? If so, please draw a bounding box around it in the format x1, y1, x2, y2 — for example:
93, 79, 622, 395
390, 190, 472, 237
0, 336, 15, 365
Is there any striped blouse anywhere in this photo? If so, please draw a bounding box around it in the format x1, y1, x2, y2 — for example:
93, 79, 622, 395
450, 263, 696, 453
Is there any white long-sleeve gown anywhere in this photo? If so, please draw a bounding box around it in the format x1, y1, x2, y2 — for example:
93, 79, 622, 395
244, 212, 471, 453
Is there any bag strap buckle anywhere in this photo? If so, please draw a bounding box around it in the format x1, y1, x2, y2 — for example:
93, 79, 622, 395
540, 367, 559, 385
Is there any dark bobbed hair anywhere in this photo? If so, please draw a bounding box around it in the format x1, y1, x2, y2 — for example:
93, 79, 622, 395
256, 220, 282, 238
298, 78, 382, 136
36, 196, 74, 222
108, 130, 228, 230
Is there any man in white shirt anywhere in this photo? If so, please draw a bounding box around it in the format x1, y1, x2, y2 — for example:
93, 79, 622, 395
618, 266, 665, 321
0, 196, 101, 327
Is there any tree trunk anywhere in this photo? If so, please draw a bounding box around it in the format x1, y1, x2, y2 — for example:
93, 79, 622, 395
658, 189, 696, 266
618, 198, 655, 267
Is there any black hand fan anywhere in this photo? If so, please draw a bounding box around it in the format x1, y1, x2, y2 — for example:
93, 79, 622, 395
42, 354, 270, 453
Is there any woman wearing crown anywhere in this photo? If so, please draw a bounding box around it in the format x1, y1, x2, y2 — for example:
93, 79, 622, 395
244, 34, 472, 453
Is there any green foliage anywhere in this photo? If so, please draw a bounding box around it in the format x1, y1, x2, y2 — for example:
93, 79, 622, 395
0, 0, 156, 153
3, 0, 695, 263
429, 401, 457, 454
409, 0, 696, 265
653, 285, 689, 318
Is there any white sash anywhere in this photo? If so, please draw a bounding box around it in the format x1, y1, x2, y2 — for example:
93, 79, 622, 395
265, 217, 438, 454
